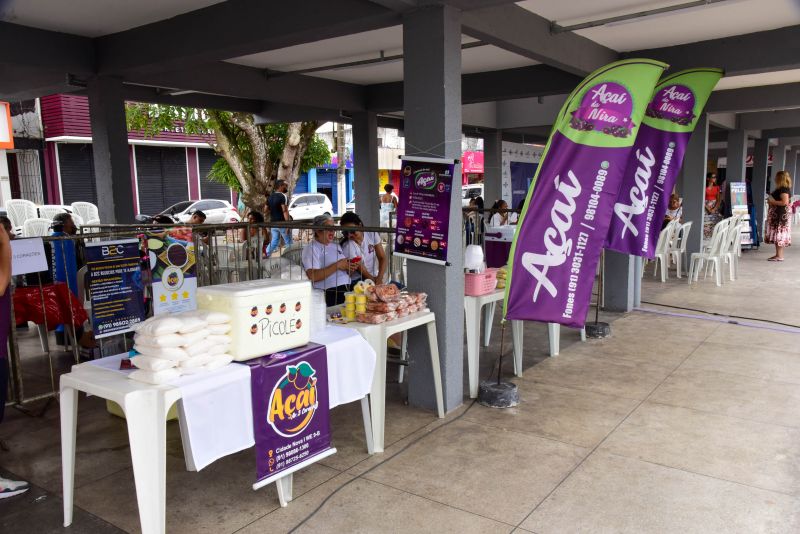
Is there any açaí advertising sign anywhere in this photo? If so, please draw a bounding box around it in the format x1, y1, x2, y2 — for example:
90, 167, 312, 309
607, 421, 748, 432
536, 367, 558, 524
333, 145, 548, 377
248, 343, 332, 484
394, 156, 457, 265
504, 59, 667, 328
605, 68, 723, 257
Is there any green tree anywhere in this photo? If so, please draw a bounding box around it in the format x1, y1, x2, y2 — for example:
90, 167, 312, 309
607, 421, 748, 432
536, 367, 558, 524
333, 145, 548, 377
125, 104, 330, 215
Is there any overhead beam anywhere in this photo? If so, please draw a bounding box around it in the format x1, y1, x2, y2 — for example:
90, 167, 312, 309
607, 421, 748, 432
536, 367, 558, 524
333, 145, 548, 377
763, 127, 800, 139
707, 82, 800, 113
126, 62, 366, 111
738, 109, 800, 130
366, 64, 580, 112
121, 86, 264, 114
97, 0, 400, 75
627, 25, 800, 76
0, 22, 94, 75
461, 4, 617, 76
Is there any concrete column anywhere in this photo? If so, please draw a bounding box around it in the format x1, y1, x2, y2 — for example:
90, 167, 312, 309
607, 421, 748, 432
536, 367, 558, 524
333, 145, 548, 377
771, 144, 787, 187
352, 111, 380, 227
87, 76, 135, 223
483, 130, 502, 206
682, 114, 709, 256
603, 250, 635, 313
726, 130, 747, 184
633, 257, 643, 307
403, 4, 464, 412
786, 149, 797, 193
751, 138, 769, 234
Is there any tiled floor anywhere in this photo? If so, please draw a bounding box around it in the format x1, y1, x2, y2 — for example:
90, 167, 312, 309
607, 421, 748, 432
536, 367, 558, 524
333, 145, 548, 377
3, 240, 800, 533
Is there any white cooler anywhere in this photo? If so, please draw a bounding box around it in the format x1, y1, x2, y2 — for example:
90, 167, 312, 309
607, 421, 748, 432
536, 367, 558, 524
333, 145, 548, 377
197, 279, 311, 361
484, 226, 515, 268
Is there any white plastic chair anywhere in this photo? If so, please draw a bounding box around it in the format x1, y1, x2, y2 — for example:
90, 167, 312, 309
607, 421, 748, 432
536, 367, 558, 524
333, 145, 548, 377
71, 202, 99, 224
38, 205, 67, 221
71, 213, 84, 227
22, 217, 53, 237
668, 221, 692, 279
688, 221, 727, 286
652, 222, 677, 282
5, 199, 37, 235
724, 221, 746, 281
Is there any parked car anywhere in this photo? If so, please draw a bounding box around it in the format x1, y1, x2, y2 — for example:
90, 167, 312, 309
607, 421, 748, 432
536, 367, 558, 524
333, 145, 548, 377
462, 184, 484, 207
288, 193, 333, 221
158, 199, 241, 224
344, 192, 390, 213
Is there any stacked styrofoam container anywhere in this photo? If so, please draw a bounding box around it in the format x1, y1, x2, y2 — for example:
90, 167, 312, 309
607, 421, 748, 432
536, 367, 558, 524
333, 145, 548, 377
129, 311, 234, 384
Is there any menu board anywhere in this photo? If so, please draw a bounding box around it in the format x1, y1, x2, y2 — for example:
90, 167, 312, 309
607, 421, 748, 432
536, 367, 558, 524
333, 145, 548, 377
394, 156, 457, 265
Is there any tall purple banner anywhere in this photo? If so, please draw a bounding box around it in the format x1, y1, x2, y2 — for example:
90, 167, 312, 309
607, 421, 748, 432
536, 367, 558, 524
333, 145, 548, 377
394, 156, 457, 265
248, 343, 331, 484
605, 69, 723, 257
504, 59, 666, 328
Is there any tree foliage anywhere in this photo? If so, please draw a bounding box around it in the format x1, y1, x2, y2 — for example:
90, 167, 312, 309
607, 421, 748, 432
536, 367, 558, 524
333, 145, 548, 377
125, 104, 330, 215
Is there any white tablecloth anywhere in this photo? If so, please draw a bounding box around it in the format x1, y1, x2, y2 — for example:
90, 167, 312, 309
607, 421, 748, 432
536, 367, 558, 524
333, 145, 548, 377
88, 325, 375, 471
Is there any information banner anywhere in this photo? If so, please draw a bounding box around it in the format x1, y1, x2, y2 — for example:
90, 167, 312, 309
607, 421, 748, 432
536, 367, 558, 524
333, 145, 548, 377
605, 68, 723, 257
248, 343, 332, 484
146, 230, 197, 315
729, 182, 752, 245
394, 156, 457, 265
85, 239, 146, 338
504, 59, 667, 328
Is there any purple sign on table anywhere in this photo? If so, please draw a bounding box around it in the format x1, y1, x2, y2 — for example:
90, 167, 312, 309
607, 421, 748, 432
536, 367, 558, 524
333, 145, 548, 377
394, 157, 456, 264
605, 69, 723, 258
248, 343, 331, 483
504, 59, 667, 328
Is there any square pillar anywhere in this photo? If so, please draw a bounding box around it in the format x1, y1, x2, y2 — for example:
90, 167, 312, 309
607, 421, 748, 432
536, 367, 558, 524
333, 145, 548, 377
681, 114, 709, 256
403, 4, 464, 412
726, 130, 747, 184
87, 76, 135, 223
482, 130, 502, 206
352, 111, 381, 227
787, 149, 798, 194
771, 144, 787, 189
751, 138, 769, 234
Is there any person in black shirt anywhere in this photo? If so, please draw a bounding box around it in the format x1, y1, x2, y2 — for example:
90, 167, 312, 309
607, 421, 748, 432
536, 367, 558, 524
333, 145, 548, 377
764, 171, 792, 261
266, 180, 293, 256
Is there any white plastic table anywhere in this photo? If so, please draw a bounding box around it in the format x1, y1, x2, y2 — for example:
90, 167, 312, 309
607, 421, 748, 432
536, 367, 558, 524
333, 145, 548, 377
342, 310, 445, 452
464, 290, 523, 399
61, 332, 375, 533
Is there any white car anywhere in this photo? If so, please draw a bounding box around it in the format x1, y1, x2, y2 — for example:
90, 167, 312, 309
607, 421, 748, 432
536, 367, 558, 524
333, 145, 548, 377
462, 184, 484, 207
288, 193, 334, 221
162, 199, 241, 224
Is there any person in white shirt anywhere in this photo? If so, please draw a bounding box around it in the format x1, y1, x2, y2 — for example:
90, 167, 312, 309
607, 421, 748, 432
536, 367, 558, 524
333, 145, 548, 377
340, 211, 388, 284
301, 214, 356, 306
487, 199, 509, 226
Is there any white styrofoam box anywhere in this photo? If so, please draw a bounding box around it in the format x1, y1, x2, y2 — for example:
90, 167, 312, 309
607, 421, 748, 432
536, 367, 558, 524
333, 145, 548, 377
197, 279, 311, 361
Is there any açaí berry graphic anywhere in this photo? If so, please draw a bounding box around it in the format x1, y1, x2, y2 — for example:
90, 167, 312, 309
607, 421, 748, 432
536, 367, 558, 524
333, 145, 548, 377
645, 84, 696, 125
250, 324, 258, 335
268, 361, 319, 438
250, 306, 258, 317
266, 304, 273, 315
295, 301, 302, 312
279, 303, 286, 313
570, 82, 635, 138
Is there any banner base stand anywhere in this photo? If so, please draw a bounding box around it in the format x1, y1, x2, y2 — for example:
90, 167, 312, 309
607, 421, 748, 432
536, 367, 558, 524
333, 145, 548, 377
585, 322, 611, 338
477, 381, 519, 409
